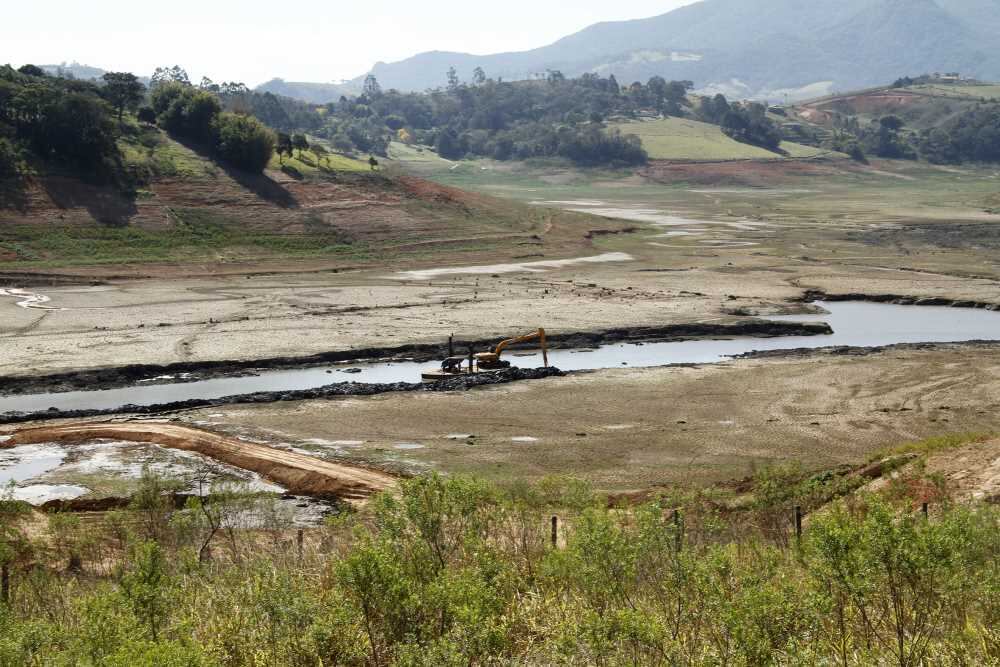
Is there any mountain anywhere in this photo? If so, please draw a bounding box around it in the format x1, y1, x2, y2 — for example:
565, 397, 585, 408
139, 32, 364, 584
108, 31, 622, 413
255, 78, 359, 104
352, 0, 1000, 100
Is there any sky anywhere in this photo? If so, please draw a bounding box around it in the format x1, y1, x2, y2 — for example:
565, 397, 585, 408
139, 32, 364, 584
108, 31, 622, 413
2, 0, 699, 86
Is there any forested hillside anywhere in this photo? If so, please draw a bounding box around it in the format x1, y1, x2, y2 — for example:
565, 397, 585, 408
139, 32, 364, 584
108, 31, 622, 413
356, 0, 1000, 100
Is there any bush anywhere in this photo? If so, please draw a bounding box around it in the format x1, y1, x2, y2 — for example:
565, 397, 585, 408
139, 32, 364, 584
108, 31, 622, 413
213, 113, 276, 173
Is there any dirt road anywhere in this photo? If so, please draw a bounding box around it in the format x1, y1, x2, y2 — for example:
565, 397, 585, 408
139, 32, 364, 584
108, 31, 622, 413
6, 421, 397, 504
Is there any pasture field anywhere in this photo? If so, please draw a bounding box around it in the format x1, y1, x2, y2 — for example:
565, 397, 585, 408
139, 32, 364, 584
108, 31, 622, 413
609, 116, 833, 160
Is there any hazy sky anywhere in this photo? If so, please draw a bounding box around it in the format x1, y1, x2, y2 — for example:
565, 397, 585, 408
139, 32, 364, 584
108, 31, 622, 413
2, 0, 699, 86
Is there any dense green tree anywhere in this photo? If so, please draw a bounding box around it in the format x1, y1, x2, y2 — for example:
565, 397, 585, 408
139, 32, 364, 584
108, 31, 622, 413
101, 72, 146, 123
435, 128, 462, 159
150, 65, 190, 87
291, 133, 309, 157
383, 114, 406, 132
276, 132, 293, 164
137, 106, 157, 125
472, 67, 487, 86
16, 64, 45, 77
213, 112, 276, 173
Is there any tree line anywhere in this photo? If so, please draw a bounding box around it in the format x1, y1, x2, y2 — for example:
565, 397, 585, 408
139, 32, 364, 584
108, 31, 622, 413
0, 64, 278, 181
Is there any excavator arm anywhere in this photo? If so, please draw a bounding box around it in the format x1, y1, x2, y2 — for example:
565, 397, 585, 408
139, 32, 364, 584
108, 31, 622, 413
478, 328, 548, 368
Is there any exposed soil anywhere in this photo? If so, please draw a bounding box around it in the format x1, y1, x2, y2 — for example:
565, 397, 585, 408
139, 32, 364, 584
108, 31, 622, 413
640, 158, 867, 187
924, 438, 1000, 503
5, 421, 398, 504
171, 342, 1000, 491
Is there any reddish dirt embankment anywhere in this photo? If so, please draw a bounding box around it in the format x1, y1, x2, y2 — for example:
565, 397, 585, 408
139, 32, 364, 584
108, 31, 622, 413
6, 421, 397, 504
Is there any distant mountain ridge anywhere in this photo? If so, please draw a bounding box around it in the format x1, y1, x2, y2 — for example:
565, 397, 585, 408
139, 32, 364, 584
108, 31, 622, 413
349, 0, 1000, 100
255, 78, 359, 104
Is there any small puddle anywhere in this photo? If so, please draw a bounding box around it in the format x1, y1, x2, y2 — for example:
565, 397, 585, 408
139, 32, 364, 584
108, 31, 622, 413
0, 302, 998, 416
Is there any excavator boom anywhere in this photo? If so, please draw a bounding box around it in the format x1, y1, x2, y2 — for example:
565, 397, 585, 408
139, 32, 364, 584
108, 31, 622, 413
477, 328, 548, 368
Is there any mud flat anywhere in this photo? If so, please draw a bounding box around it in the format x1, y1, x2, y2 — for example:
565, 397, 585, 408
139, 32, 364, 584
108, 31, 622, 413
5, 422, 397, 504
177, 343, 1000, 490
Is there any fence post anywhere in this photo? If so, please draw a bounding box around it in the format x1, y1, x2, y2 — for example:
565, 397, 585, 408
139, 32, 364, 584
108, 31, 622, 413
794, 505, 803, 544
550, 516, 558, 548
297, 529, 304, 561
922, 502, 929, 519
1, 564, 8, 604
468, 347, 475, 374
672, 509, 683, 553
448, 334, 454, 357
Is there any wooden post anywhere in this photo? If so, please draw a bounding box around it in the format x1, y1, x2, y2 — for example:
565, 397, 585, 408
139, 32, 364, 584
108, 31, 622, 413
672, 509, 683, 553
1, 564, 8, 604
297, 529, 304, 561
448, 334, 454, 357
794, 505, 803, 543
922, 502, 929, 519
468, 347, 474, 374
550, 516, 558, 548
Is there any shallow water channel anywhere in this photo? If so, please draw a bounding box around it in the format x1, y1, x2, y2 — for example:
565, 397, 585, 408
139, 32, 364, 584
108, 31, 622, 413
1, 301, 998, 416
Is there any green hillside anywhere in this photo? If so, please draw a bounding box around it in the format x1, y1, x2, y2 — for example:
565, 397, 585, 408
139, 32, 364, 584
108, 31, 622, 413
609, 117, 834, 161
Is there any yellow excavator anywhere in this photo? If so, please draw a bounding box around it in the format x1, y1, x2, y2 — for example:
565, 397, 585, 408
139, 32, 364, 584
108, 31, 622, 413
475, 328, 549, 369
423, 328, 549, 380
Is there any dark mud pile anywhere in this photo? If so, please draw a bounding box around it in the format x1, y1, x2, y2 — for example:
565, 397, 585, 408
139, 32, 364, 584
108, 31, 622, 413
0, 367, 566, 425
799, 290, 1000, 310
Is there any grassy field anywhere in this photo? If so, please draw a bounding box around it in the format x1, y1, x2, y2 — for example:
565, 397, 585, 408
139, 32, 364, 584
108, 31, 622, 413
610, 117, 832, 161
905, 82, 1000, 100
266, 149, 368, 175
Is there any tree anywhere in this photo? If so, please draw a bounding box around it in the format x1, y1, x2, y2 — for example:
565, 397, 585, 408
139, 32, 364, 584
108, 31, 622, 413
213, 112, 277, 173
212, 112, 276, 173
435, 128, 462, 159
446, 67, 460, 91
137, 106, 157, 125
546, 70, 566, 85
276, 132, 293, 164
363, 74, 382, 99
150, 65, 190, 87
198, 76, 220, 93
384, 114, 406, 132
473, 67, 486, 86
291, 133, 309, 157
310, 143, 329, 167
101, 72, 146, 123
16, 64, 45, 77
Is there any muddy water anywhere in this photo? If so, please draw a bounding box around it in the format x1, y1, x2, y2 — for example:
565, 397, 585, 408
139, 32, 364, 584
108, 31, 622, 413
0, 438, 285, 504
0, 302, 998, 415
0, 443, 90, 502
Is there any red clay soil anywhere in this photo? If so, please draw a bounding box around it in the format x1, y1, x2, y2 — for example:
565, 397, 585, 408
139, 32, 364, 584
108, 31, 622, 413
6, 421, 398, 504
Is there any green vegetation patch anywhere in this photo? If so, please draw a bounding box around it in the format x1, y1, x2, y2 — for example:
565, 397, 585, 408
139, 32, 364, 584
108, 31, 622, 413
610, 117, 829, 161
0, 210, 357, 267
